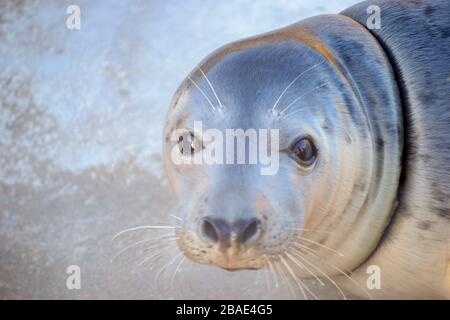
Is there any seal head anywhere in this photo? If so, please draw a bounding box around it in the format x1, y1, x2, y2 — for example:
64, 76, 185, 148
163, 14, 402, 275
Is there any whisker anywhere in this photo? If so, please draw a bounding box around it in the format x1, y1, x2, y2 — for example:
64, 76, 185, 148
324, 261, 373, 300
271, 61, 323, 114
297, 236, 344, 257
291, 248, 347, 300
170, 255, 186, 290
278, 82, 328, 117
263, 255, 275, 291
112, 225, 179, 240
285, 251, 325, 286
295, 248, 372, 299
199, 67, 224, 111
283, 254, 319, 299
294, 243, 320, 257
279, 255, 308, 300
170, 214, 183, 221
274, 260, 299, 300
188, 76, 217, 114
155, 252, 184, 286
262, 262, 272, 292
254, 265, 263, 286
133, 243, 175, 271
266, 258, 280, 289
111, 234, 178, 262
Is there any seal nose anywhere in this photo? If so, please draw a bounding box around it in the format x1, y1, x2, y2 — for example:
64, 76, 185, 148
199, 217, 262, 247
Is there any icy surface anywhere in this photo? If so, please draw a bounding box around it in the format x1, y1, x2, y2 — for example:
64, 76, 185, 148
0, 0, 359, 299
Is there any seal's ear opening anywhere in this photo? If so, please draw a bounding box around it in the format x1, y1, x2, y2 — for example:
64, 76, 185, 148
279, 15, 403, 272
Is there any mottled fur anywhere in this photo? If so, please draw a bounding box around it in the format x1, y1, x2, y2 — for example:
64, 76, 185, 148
341, 0, 450, 299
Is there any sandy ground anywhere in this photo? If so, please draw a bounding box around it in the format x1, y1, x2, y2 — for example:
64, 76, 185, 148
0, 0, 359, 299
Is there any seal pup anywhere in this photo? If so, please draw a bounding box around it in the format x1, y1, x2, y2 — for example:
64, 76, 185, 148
163, 0, 450, 299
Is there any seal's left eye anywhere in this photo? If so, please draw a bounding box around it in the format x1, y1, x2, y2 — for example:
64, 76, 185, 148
177, 131, 202, 156
290, 137, 317, 166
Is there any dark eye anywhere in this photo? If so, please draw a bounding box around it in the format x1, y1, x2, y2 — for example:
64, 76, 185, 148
177, 131, 202, 156
290, 137, 317, 166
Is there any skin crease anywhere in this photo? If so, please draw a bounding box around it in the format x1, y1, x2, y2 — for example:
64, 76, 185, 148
341, 0, 450, 299
163, 0, 450, 299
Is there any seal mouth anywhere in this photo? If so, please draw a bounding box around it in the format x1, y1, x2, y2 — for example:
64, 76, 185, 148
221, 266, 260, 272
211, 254, 265, 271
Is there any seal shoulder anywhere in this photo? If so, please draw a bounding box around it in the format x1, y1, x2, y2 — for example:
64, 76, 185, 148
342, 1, 450, 182
341, 0, 450, 298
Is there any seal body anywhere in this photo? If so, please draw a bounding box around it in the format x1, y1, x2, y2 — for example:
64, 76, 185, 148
340, 0, 450, 299
163, 0, 449, 299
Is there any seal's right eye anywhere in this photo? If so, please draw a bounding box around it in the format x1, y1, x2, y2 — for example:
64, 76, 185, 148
177, 131, 202, 156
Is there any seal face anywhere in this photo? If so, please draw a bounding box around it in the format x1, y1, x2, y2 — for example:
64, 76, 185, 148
164, 13, 402, 278
161, 0, 450, 299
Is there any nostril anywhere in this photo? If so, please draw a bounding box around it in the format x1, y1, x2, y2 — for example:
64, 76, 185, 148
199, 217, 261, 247
200, 219, 219, 243
240, 219, 261, 244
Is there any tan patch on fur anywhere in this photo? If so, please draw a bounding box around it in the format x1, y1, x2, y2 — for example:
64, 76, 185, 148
197, 22, 339, 76
254, 194, 267, 214
281, 25, 337, 65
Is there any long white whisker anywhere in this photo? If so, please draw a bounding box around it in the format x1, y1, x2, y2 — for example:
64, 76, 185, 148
280, 256, 308, 300
275, 260, 299, 300
170, 255, 186, 290
278, 105, 309, 121
280, 255, 316, 299
262, 263, 272, 292
297, 236, 344, 257
199, 67, 224, 111
188, 76, 217, 113
170, 214, 183, 221
271, 61, 323, 113
305, 252, 373, 300
295, 248, 372, 299
294, 243, 320, 257
278, 82, 328, 116
156, 252, 184, 285
112, 225, 179, 240
133, 243, 175, 271
111, 234, 178, 262
322, 259, 373, 300
291, 249, 347, 300
285, 251, 324, 286
266, 258, 280, 289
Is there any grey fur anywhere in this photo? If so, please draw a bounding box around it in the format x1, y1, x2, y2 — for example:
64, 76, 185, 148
164, 0, 450, 298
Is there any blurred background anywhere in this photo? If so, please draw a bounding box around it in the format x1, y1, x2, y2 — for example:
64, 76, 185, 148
0, 0, 359, 299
